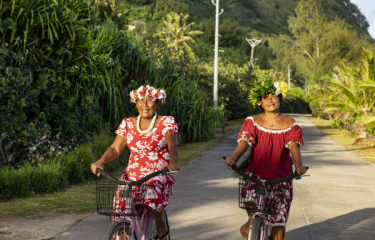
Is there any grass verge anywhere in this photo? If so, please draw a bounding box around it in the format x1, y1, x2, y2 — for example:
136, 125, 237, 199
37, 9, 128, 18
309, 117, 375, 164
0, 168, 125, 217
0, 119, 244, 217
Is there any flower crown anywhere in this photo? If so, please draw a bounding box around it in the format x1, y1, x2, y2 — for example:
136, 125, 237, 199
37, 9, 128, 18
130, 85, 166, 103
249, 81, 287, 106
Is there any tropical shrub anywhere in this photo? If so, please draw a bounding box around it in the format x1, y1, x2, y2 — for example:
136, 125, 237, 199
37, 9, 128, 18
282, 87, 311, 114
0, 132, 128, 200
310, 50, 375, 122
0, 161, 68, 201
0, 0, 223, 169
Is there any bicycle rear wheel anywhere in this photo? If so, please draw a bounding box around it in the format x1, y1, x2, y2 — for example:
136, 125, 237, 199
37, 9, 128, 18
103, 221, 130, 240
149, 210, 168, 240
250, 216, 261, 240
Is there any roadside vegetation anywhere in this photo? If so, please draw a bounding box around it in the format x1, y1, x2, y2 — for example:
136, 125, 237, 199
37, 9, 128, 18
0, 120, 243, 217
309, 49, 375, 149
1, 0, 374, 205
309, 117, 375, 164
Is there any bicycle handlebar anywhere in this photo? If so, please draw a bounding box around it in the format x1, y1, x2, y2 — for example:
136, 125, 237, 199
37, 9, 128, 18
222, 156, 309, 185
96, 168, 174, 186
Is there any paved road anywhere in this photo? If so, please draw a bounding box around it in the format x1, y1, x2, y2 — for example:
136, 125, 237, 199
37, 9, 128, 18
54, 114, 375, 240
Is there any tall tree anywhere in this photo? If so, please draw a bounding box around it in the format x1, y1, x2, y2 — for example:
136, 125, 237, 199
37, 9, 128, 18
270, 0, 371, 84
153, 12, 203, 60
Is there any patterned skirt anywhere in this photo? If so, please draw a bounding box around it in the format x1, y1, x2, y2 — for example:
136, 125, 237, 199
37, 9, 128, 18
241, 172, 293, 227
112, 168, 175, 223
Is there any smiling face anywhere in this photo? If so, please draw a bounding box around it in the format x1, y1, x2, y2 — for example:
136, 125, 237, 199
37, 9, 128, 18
136, 98, 159, 119
257, 93, 281, 113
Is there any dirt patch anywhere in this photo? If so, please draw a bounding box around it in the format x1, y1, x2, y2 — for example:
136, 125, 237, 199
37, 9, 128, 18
0, 213, 91, 240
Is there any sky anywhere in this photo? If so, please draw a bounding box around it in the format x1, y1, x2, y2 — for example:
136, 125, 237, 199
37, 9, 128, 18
350, 0, 375, 39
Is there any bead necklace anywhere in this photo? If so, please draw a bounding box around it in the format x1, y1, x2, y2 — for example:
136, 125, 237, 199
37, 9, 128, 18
137, 112, 157, 135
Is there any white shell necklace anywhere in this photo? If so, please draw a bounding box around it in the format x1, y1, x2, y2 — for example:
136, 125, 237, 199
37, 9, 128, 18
137, 112, 157, 135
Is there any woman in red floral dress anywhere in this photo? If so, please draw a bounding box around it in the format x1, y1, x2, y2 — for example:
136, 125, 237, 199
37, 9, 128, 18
91, 85, 179, 240
225, 81, 307, 240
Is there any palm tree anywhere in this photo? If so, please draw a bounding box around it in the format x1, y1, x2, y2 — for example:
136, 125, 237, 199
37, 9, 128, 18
153, 12, 203, 60
311, 50, 375, 122
357, 50, 375, 125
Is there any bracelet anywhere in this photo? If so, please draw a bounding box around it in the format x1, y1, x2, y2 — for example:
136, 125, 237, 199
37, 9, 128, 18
295, 165, 303, 169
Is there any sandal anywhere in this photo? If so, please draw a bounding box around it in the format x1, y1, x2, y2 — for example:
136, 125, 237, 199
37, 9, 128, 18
155, 230, 169, 240
155, 223, 170, 240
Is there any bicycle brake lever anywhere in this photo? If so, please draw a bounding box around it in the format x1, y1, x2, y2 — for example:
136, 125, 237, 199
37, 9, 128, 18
168, 171, 178, 174
295, 174, 310, 180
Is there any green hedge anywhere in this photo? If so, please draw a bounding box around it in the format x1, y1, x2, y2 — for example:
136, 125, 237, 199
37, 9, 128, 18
0, 162, 68, 200
0, 132, 128, 201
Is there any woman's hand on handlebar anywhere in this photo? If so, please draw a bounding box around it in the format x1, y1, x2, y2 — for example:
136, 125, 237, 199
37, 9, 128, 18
168, 162, 180, 172
225, 157, 237, 170
295, 165, 307, 176
91, 160, 105, 177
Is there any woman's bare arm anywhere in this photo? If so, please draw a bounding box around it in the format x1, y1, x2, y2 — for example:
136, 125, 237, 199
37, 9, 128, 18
225, 140, 251, 170
91, 135, 127, 176
166, 132, 180, 171
289, 142, 307, 175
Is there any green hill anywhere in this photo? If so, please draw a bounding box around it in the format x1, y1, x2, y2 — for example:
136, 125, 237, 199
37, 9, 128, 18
122, 0, 372, 66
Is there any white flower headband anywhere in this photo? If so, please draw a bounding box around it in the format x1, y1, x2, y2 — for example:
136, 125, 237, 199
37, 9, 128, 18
130, 85, 166, 103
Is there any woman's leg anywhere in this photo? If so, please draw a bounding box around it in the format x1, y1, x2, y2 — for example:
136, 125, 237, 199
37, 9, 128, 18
145, 206, 169, 240
272, 226, 285, 240
240, 202, 257, 239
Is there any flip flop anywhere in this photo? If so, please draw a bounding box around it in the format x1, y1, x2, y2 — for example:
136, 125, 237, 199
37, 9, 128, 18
155, 230, 169, 240
155, 222, 170, 240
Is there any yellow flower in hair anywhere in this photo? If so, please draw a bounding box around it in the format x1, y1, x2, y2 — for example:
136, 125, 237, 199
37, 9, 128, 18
274, 82, 288, 98
279, 82, 288, 96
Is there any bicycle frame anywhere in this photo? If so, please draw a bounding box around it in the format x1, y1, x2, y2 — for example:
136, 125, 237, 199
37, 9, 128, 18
115, 213, 154, 240
96, 169, 177, 240
247, 182, 271, 240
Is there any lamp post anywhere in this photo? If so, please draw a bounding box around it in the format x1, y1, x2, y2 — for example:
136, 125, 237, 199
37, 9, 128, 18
212, 0, 224, 107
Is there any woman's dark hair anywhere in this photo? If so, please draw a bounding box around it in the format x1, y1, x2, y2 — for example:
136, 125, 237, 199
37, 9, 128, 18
257, 94, 283, 112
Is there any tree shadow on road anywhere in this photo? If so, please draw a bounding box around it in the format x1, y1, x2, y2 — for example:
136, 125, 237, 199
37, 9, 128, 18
286, 208, 375, 240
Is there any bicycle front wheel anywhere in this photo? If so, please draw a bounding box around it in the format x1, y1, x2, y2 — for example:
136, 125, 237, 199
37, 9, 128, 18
103, 221, 130, 240
250, 216, 261, 240
149, 210, 168, 240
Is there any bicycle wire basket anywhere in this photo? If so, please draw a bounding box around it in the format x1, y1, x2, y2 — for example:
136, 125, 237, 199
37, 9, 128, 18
96, 181, 148, 217
238, 178, 289, 215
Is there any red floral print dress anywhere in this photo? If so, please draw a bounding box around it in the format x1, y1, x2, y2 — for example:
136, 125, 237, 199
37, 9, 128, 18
238, 116, 304, 227
112, 116, 178, 221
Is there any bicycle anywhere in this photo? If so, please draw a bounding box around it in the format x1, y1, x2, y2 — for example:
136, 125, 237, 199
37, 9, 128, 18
95, 168, 177, 240
223, 156, 309, 240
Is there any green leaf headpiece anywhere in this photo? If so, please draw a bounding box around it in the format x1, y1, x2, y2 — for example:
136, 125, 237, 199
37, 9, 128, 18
249, 81, 277, 106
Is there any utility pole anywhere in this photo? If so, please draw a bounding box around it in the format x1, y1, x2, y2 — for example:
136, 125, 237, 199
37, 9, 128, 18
288, 64, 291, 91
246, 38, 262, 67
212, 0, 223, 107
